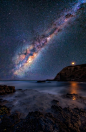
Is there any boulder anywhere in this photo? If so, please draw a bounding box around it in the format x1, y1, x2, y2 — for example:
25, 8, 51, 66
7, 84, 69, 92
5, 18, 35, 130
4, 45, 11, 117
0, 85, 15, 95
37, 80, 46, 83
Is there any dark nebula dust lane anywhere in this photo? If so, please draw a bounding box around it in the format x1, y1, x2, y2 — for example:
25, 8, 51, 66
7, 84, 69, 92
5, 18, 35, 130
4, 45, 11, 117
12, 0, 86, 77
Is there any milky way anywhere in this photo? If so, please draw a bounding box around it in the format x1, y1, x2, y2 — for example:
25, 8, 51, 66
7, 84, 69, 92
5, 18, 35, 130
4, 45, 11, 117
13, 1, 86, 77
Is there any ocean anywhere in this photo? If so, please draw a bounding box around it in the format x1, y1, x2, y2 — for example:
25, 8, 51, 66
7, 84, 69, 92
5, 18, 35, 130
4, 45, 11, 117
0, 81, 86, 96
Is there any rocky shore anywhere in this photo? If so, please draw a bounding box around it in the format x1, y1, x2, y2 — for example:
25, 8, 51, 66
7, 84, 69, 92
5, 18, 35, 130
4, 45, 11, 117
0, 85, 15, 95
0, 90, 86, 132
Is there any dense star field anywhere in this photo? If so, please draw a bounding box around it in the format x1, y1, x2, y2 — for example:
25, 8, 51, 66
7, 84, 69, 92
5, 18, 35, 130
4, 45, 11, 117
0, 0, 86, 80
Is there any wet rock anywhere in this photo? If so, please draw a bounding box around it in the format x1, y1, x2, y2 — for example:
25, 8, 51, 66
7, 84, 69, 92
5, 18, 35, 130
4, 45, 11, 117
0, 106, 86, 132
0, 93, 86, 132
10, 111, 21, 123
58, 122, 68, 132
18, 89, 22, 91
64, 107, 73, 113
0, 100, 8, 106
51, 100, 59, 105
0, 105, 11, 130
51, 105, 62, 113
37, 80, 46, 83
0, 115, 15, 132
0, 85, 15, 95
14, 111, 59, 132
0, 111, 21, 132
0, 106, 10, 116
26, 111, 44, 119
62, 93, 81, 100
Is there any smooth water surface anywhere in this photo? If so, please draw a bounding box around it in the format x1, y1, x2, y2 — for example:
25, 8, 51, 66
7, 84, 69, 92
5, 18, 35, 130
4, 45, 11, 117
0, 81, 86, 96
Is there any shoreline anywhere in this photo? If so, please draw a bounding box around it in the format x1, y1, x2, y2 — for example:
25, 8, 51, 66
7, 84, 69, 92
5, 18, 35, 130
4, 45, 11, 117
0, 87, 86, 131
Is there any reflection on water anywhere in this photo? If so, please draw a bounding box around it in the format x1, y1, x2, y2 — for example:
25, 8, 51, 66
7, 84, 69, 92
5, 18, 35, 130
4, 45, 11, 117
0, 81, 86, 97
70, 82, 78, 100
70, 82, 78, 94
0, 81, 86, 118
72, 96, 76, 100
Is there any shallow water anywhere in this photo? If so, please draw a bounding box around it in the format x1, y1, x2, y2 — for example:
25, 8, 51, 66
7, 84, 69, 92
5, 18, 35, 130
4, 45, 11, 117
0, 81, 86, 96
0, 81, 86, 118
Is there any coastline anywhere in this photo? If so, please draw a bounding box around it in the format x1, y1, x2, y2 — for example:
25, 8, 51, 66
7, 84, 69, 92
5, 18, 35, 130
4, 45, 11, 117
0, 85, 86, 132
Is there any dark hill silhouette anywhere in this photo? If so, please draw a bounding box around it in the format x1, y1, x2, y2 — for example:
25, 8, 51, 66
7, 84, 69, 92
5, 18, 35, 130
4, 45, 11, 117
54, 64, 86, 82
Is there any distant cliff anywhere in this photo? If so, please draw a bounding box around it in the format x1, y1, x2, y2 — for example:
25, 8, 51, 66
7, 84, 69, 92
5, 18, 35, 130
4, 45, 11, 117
54, 64, 86, 82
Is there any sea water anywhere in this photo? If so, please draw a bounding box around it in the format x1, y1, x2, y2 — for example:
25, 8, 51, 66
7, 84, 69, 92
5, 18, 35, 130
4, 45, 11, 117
0, 81, 86, 118
0, 81, 86, 96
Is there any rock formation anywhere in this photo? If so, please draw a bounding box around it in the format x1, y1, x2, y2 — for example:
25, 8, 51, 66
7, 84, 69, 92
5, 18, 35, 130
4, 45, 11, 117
54, 64, 86, 81
0, 97, 86, 132
0, 85, 15, 95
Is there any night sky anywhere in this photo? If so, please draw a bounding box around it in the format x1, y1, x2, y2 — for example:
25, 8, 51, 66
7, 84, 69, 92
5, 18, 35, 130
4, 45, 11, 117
0, 0, 86, 80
